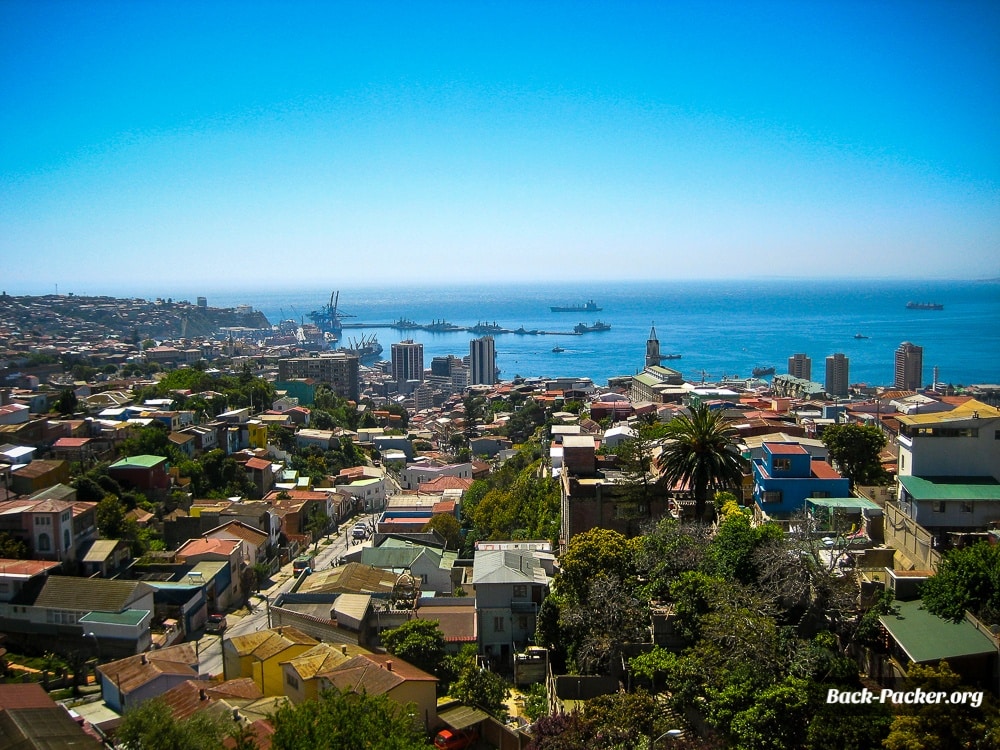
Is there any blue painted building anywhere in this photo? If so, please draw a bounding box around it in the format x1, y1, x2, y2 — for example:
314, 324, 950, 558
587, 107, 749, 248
752, 442, 850, 517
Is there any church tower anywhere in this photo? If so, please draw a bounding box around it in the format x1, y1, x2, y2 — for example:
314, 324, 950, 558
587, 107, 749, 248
645, 324, 661, 368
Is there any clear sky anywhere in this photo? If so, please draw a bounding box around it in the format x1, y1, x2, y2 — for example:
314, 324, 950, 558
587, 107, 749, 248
1, 1, 998, 293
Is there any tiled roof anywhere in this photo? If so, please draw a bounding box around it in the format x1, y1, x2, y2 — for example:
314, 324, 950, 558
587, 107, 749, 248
176, 537, 241, 558
228, 626, 317, 661
281, 643, 367, 680
206, 521, 268, 546
97, 644, 199, 694
245, 458, 272, 471
0, 558, 62, 577
0, 683, 53, 709
318, 654, 434, 695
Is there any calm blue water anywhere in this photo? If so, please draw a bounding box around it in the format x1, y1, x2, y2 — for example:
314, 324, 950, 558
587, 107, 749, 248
143, 280, 1000, 387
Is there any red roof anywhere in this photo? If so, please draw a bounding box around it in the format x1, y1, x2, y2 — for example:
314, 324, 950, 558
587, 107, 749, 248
0, 559, 62, 577
176, 537, 241, 558
245, 458, 272, 471
810, 460, 844, 480
53, 437, 92, 447
764, 442, 809, 455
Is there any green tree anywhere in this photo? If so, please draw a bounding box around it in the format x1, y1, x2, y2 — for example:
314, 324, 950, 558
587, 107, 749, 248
557, 528, 635, 605
921, 541, 1000, 623
657, 404, 743, 521
705, 510, 784, 585
95, 494, 129, 539
449, 645, 511, 719
116, 697, 231, 750
421, 513, 463, 550
380, 619, 448, 682
820, 423, 887, 488
269, 688, 429, 750
561, 574, 649, 674
54, 389, 78, 415
522, 683, 548, 721
0, 531, 29, 559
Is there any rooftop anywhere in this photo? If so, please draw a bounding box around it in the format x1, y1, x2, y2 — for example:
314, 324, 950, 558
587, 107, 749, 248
879, 599, 996, 663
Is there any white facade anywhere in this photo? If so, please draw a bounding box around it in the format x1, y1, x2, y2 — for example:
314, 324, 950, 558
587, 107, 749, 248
897, 402, 1000, 481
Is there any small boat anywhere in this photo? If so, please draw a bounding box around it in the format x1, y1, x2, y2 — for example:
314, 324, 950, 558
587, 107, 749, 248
906, 301, 944, 310
854, 333, 869, 339
551, 346, 565, 353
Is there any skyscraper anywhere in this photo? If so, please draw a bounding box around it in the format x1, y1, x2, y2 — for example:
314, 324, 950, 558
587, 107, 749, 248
894, 342, 923, 390
825, 353, 849, 397
788, 353, 812, 380
470, 336, 497, 385
391, 339, 424, 384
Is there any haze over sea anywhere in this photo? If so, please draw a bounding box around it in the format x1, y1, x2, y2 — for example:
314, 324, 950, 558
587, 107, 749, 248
118, 279, 999, 388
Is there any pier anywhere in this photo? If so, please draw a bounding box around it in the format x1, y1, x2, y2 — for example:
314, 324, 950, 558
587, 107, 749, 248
339, 321, 583, 335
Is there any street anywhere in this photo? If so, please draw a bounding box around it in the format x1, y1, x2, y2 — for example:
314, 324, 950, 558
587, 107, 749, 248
196, 512, 379, 677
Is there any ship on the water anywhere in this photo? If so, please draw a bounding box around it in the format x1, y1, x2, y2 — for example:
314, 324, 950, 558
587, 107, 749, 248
551, 300, 602, 313
752, 365, 776, 377
662, 353, 682, 360
341, 333, 383, 362
854, 333, 869, 339
424, 319, 463, 332
906, 301, 944, 310
574, 321, 611, 333
468, 321, 506, 334
552, 346, 565, 353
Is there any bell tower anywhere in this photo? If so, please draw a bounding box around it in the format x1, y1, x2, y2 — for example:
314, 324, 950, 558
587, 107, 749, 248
645, 324, 661, 368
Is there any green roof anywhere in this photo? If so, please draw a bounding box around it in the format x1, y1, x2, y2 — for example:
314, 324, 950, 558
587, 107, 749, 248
898, 475, 1000, 501
110, 454, 167, 469
807, 497, 883, 511
879, 599, 996, 663
79, 609, 150, 626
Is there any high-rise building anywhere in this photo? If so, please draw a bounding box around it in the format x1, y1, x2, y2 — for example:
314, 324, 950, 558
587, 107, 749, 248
788, 353, 812, 380
391, 340, 424, 384
894, 342, 923, 391
470, 336, 497, 385
645, 325, 661, 368
277, 353, 359, 400
825, 353, 849, 397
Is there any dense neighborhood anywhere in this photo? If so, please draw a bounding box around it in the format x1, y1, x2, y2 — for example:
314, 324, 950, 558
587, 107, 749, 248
1, 293, 1000, 749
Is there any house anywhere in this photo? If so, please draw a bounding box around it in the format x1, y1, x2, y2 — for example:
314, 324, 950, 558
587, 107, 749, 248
278, 642, 369, 704
80, 538, 132, 577
876, 599, 998, 692
204, 520, 270, 565
896, 400, 1000, 480
223, 626, 318, 696
9, 459, 71, 496
399, 462, 472, 491
244, 457, 276, 498
0, 558, 61, 602
471, 549, 550, 668
360, 540, 458, 594
317, 652, 438, 731
897, 476, 1000, 534
0, 683, 104, 749
751, 442, 851, 518
108, 454, 170, 491
98, 643, 202, 713
0, 485, 96, 562
0, 576, 154, 658
175, 537, 244, 609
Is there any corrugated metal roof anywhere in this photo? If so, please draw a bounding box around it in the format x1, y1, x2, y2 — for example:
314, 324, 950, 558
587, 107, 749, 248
438, 705, 490, 730
899, 475, 1000, 501
879, 600, 995, 663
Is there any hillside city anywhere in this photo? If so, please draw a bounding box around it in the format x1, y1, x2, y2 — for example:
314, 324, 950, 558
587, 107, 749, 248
1, 291, 999, 750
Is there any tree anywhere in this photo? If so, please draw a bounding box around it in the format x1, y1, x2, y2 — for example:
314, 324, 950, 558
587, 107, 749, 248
705, 510, 783, 586
558, 528, 635, 605
561, 574, 649, 674
0, 531, 29, 559
448, 645, 511, 719
421, 514, 463, 550
820, 423, 887, 488
54, 389, 78, 415
95, 494, 129, 539
116, 697, 232, 750
921, 541, 1000, 623
380, 619, 448, 682
657, 404, 743, 521
269, 688, 428, 750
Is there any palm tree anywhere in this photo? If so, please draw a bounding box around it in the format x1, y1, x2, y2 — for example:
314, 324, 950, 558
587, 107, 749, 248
657, 403, 743, 521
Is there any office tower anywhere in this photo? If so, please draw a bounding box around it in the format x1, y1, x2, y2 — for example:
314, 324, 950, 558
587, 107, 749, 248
788, 353, 812, 380
894, 342, 923, 390
391, 340, 424, 384
825, 353, 850, 397
470, 336, 497, 385
645, 325, 661, 368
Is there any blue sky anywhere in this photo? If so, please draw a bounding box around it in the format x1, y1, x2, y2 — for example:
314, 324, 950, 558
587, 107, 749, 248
1, 1, 998, 293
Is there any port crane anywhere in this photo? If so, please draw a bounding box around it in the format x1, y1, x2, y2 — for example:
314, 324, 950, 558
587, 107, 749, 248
308, 291, 356, 334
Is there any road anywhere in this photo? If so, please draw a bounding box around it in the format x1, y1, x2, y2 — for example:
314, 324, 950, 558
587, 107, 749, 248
197, 512, 380, 678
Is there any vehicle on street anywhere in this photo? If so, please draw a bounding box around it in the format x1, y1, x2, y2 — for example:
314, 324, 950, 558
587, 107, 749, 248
352, 522, 369, 540
293, 553, 316, 574
434, 728, 479, 750
205, 614, 228, 634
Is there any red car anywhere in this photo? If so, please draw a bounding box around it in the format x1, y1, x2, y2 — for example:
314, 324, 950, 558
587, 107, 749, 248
433, 728, 478, 750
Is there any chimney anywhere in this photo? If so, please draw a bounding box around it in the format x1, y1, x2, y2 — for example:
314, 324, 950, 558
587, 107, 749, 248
199, 688, 207, 701
386, 660, 393, 671
341, 645, 348, 655
277, 627, 283, 636
140, 654, 148, 665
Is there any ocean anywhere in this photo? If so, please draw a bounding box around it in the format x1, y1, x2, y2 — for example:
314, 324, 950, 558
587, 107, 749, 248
146, 279, 1000, 388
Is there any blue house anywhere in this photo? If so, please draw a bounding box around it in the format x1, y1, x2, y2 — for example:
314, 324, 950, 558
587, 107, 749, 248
752, 442, 850, 517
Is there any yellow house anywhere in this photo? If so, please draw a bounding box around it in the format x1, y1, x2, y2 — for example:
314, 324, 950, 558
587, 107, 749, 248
318, 652, 438, 732
248, 423, 268, 450
279, 642, 371, 704
223, 626, 318, 697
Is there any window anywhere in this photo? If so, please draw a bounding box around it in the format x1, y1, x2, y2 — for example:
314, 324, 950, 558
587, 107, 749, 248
493, 616, 505, 633
762, 491, 782, 504
961, 502, 973, 513
64, 529, 71, 551
37, 533, 51, 552
773, 458, 791, 471
932, 502, 946, 513
518, 616, 529, 631
285, 672, 299, 689
811, 491, 831, 499
512, 585, 527, 598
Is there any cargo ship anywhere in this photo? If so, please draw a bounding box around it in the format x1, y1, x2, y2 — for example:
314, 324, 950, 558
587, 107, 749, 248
551, 300, 602, 313
574, 321, 611, 333
906, 301, 944, 310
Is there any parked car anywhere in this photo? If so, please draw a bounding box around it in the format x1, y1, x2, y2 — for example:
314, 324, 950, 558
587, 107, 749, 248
205, 614, 228, 633
433, 728, 478, 750
352, 522, 369, 540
